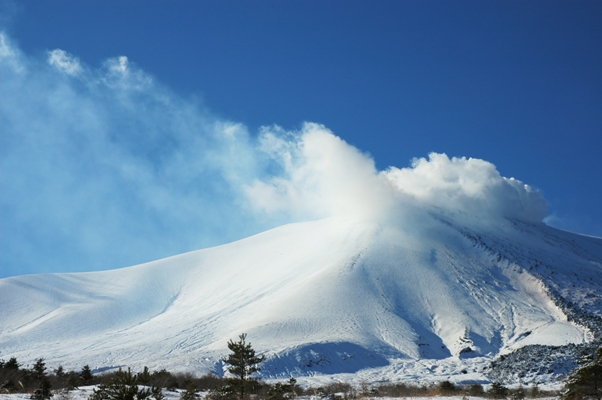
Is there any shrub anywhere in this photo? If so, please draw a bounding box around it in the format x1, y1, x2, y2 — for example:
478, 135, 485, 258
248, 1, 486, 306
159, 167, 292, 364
468, 384, 485, 396
438, 380, 456, 393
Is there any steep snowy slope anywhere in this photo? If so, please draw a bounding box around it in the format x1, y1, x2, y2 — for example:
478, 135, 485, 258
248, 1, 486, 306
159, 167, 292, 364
1, 214, 601, 384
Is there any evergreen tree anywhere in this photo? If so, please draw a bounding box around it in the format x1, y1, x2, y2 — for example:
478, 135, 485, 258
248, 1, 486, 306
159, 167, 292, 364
81, 365, 93, 383
33, 359, 47, 381
67, 372, 81, 390
150, 385, 164, 400
89, 368, 164, 400
563, 347, 602, 400
5, 358, 19, 370
31, 377, 52, 400
207, 386, 234, 400
267, 378, 299, 400
490, 382, 509, 399
30, 358, 52, 400
267, 383, 287, 400
89, 368, 150, 400
137, 367, 151, 385
468, 384, 485, 396
223, 333, 265, 400
180, 384, 200, 400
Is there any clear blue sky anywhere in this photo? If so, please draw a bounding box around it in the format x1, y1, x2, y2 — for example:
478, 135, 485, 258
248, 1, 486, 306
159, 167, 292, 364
1, 0, 601, 278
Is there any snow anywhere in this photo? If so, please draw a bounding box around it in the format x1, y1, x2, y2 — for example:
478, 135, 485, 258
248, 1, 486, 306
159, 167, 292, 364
1, 213, 601, 387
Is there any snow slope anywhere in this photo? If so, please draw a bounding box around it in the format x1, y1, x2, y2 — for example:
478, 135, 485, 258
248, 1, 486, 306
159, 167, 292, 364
1, 214, 601, 385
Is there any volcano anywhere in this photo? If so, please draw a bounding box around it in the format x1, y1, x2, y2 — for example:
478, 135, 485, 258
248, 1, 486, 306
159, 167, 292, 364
1, 210, 601, 386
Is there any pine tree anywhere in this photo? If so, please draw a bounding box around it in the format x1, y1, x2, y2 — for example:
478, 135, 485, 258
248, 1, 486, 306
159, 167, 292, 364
490, 382, 509, 399
81, 365, 93, 383
223, 333, 265, 400
31, 358, 52, 400
5, 358, 19, 370
89, 368, 166, 400
468, 384, 484, 396
137, 367, 151, 385
267, 378, 299, 400
32, 359, 47, 381
89, 368, 150, 400
150, 385, 164, 400
31, 378, 52, 400
180, 384, 200, 400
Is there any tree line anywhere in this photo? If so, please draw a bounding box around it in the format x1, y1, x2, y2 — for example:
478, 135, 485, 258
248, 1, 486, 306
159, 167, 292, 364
1, 334, 600, 400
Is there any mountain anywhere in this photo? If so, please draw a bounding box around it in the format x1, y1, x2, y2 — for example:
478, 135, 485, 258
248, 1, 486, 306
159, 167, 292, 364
1, 213, 601, 386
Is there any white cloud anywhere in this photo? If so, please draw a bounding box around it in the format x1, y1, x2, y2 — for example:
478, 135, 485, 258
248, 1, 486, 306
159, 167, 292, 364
0, 32, 23, 72
0, 31, 549, 277
100, 56, 153, 90
245, 123, 394, 220
110, 55, 129, 75
245, 126, 547, 225
0, 31, 13, 57
0, 33, 263, 277
383, 153, 548, 223
48, 49, 82, 75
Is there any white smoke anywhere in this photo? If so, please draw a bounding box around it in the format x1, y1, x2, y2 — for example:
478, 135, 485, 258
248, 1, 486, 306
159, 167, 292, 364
246, 125, 547, 224
0, 32, 548, 277
244, 124, 396, 221
384, 153, 547, 223
0, 33, 264, 277
48, 49, 82, 76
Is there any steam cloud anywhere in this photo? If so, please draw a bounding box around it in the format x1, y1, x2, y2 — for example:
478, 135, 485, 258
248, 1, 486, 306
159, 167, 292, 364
246, 125, 547, 224
0, 32, 548, 277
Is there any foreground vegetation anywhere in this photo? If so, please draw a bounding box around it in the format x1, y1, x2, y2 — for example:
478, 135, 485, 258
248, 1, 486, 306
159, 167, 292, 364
0, 356, 558, 400
1, 335, 599, 400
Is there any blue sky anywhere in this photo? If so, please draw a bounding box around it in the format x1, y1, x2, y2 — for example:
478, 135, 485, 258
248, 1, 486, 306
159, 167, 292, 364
1, 1, 601, 278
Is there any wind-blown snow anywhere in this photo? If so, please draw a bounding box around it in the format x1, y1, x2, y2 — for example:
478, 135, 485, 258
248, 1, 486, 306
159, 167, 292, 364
2, 31, 547, 278
1, 213, 600, 386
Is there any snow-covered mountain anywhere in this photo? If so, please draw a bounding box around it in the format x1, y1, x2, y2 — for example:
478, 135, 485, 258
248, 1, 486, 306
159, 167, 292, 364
2, 210, 601, 386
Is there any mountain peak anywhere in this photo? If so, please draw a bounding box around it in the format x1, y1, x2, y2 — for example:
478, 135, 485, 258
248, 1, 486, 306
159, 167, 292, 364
1, 215, 601, 386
